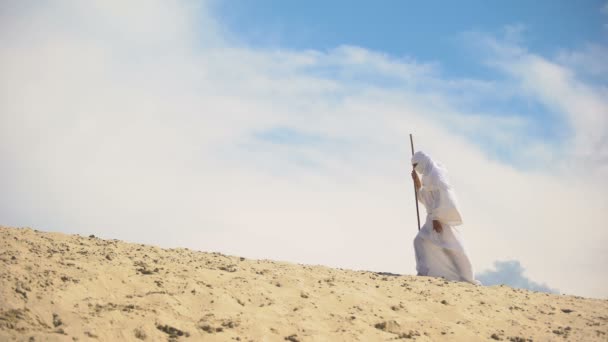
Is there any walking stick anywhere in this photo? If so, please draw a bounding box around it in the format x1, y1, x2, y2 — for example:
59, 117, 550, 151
410, 134, 421, 231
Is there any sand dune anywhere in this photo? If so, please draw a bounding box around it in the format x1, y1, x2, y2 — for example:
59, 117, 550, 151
0, 226, 606, 341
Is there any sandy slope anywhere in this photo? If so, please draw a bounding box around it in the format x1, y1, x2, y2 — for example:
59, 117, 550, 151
0, 226, 606, 341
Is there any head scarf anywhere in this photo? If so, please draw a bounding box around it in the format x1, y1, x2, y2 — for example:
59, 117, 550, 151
411, 151, 451, 190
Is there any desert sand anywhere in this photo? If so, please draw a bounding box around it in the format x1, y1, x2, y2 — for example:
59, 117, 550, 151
0, 226, 606, 341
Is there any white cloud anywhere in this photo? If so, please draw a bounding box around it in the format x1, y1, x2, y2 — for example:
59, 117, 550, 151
557, 44, 608, 77
464, 30, 608, 177
502, 23, 527, 44
0, 2, 607, 298
476, 260, 559, 294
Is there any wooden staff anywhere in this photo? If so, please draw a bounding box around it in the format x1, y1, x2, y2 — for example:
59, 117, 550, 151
410, 134, 420, 231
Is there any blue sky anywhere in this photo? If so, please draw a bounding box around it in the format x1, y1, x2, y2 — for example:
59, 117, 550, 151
213, 0, 607, 79
1, 1, 607, 298
212, 0, 607, 163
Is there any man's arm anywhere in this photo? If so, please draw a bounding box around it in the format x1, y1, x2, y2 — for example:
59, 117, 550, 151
411, 170, 421, 191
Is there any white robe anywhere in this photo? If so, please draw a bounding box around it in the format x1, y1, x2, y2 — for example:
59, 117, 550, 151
412, 152, 479, 284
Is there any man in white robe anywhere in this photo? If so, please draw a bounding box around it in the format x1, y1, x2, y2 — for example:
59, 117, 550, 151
411, 151, 480, 284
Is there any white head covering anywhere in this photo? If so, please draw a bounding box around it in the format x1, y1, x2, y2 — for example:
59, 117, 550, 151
411, 151, 451, 190
411, 151, 462, 226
